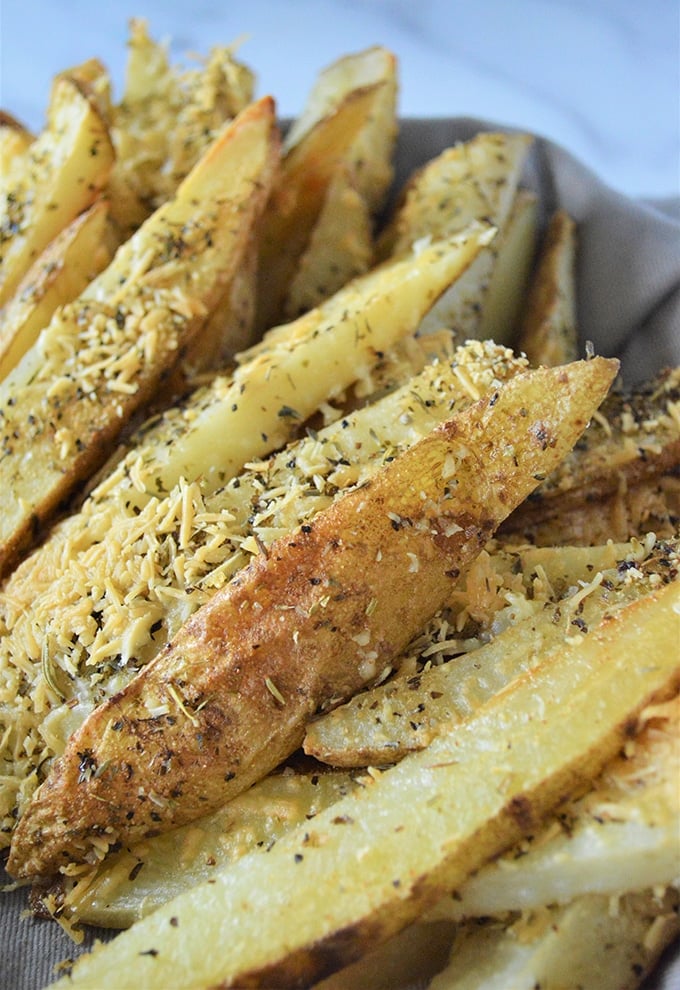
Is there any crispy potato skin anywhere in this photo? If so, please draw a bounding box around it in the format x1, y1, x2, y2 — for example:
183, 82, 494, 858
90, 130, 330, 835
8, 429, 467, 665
7, 358, 618, 880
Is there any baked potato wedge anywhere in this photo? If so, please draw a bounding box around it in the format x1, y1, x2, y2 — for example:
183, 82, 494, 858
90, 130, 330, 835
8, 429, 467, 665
303, 535, 678, 767
0, 96, 279, 579
428, 692, 680, 920
0, 69, 114, 308
318, 695, 680, 990
429, 887, 680, 990
0, 200, 112, 381
0, 109, 33, 183
255, 69, 397, 331
107, 18, 254, 235
377, 131, 533, 341
44, 576, 680, 988
480, 189, 538, 345
516, 208, 579, 366
279, 47, 398, 319
509, 470, 680, 546
0, 340, 523, 843
283, 168, 374, 320
502, 365, 680, 544
0, 226, 495, 656
6, 356, 617, 880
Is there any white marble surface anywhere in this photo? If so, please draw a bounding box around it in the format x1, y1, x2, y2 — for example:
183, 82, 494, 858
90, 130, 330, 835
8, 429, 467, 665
0, 0, 678, 201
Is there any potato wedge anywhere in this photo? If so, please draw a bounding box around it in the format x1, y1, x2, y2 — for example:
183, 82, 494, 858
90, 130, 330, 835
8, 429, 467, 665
0, 200, 112, 381
480, 190, 538, 345
0, 227, 494, 656
55, 766, 359, 929
377, 132, 531, 258
255, 76, 396, 330
46, 577, 680, 988
502, 365, 680, 544
0, 340, 523, 847
0, 70, 114, 308
377, 131, 533, 341
6, 356, 618, 880
511, 470, 680, 546
429, 887, 680, 990
0, 109, 33, 183
88, 223, 492, 500
55, 545, 679, 932
277, 47, 398, 319
0, 97, 279, 579
283, 46, 397, 178
516, 208, 579, 366
428, 693, 680, 919
107, 19, 254, 234
283, 169, 374, 319
303, 535, 677, 766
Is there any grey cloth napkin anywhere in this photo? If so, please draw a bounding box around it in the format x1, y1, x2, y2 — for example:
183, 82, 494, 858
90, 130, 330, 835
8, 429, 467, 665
2, 117, 679, 990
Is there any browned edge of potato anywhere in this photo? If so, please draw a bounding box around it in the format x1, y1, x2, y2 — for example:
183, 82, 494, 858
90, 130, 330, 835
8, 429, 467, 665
7, 356, 618, 881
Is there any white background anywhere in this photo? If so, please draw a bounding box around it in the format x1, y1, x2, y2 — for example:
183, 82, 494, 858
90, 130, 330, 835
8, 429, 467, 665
1, 0, 678, 200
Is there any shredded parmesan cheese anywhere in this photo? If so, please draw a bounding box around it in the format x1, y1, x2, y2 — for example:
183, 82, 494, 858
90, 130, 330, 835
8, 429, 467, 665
0, 342, 526, 842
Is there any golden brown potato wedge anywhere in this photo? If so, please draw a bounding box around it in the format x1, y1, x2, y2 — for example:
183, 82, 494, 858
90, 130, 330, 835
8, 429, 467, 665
428, 693, 680, 920
276, 47, 398, 320
0, 226, 494, 673
502, 365, 680, 544
303, 535, 677, 766
377, 131, 533, 341
45, 577, 680, 989
0, 340, 523, 847
0, 71, 114, 308
7, 356, 617, 880
107, 19, 254, 234
0, 200, 112, 381
0, 97, 279, 579
516, 208, 579, 366
255, 74, 397, 330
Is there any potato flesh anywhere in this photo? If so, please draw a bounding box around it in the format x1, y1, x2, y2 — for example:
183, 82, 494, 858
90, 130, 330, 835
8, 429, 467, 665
517, 208, 579, 368
0, 73, 114, 307
0, 97, 278, 578
427, 694, 680, 919
7, 357, 617, 879
0, 201, 112, 381
50, 579, 680, 989
62, 769, 359, 929
303, 537, 677, 766
255, 83, 396, 330
429, 888, 680, 990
